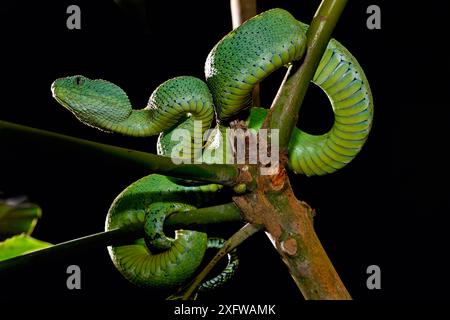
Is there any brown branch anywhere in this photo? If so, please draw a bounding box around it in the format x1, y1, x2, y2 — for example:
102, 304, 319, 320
234, 169, 351, 299
230, 0, 257, 26
232, 0, 352, 299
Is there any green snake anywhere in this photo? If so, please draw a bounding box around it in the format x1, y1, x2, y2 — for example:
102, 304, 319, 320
104, 174, 237, 290
51, 9, 373, 290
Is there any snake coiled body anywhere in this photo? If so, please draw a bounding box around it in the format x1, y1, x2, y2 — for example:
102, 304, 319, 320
51, 8, 373, 291
105, 174, 237, 289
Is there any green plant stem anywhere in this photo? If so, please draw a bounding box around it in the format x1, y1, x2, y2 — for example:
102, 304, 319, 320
166, 203, 242, 230
265, 0, 348, 150
0, 203, 243, 272
0, 120, 239, 186
168, 223, 263, 300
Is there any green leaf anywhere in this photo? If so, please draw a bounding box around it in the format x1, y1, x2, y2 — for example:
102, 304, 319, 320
0, 234, 52, 261
0, 198, 42, 239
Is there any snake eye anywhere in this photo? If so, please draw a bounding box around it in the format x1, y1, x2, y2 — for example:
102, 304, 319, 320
74, 76, 85, 86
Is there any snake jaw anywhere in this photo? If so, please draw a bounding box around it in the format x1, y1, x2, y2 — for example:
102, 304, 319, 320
51, 79, 98, 130
51, 77, 85, 115
51, 79, 87, 123
51, 75, 135, 134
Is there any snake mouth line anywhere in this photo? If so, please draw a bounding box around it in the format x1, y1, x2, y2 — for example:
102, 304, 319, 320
50, 81, 57, 97
53, 95, 66, 106
51, 82, 63, 103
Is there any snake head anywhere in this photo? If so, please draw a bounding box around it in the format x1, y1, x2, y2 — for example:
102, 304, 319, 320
51, 75, 132, 130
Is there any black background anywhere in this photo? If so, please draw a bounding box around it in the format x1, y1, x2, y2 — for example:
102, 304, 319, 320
0, 0, 449, 303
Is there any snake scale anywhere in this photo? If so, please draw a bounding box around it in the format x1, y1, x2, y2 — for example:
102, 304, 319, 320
51, 9, 373, 291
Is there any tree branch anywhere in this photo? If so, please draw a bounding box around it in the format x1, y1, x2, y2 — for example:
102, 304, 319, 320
233, 0, 352, 299
0, 120, 239, 186
265, 0, 348, 150
230, 0, 257, 27
168, 223, 263, 300
0, 203, 243, 272
234, 170, 351, 299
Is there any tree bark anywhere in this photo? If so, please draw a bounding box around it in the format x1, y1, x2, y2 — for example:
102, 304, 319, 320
234, 168, 351, 299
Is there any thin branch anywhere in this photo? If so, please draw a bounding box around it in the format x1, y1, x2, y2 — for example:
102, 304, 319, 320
0, 120, 239, 186
166, 203, 243, 230
0, 228, 133, 272
0, 203, 243, 272
230, 0, 257, 26
167, 223, 263, 300
265, 0, 348, 150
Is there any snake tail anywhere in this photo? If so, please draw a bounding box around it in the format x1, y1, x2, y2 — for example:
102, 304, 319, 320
198, 238, 239, 292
